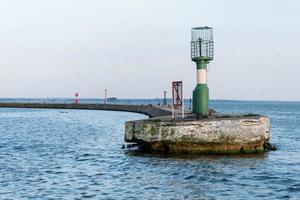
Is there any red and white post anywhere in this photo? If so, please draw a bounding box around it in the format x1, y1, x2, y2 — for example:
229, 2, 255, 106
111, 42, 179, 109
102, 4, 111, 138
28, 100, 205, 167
75, 92, 79, 104
104, 89, 107, 104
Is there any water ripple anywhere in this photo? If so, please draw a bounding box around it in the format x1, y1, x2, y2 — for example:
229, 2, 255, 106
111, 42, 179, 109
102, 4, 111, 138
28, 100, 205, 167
0, 102, 299, 199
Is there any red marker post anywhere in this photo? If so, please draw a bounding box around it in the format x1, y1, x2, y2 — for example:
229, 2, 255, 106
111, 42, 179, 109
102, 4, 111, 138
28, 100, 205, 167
172, 81, 184, 119
75, 93, 79, 104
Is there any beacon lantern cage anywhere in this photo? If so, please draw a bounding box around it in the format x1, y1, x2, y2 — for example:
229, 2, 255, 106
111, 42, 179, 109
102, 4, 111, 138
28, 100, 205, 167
191, 27, 214, 61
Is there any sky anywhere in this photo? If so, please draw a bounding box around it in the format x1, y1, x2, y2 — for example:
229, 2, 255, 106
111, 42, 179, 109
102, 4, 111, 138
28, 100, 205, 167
0, 0, 299, 101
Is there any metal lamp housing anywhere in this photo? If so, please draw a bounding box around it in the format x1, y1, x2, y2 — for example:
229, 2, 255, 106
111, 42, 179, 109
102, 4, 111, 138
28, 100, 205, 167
191, 27, 214, 62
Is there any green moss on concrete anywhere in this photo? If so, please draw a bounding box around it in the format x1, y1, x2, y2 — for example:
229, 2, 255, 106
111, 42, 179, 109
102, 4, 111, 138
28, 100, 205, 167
146, 118, 162, 122
216, 115, 231, 118
243, 113, 260, 117
149, 126, 159, 137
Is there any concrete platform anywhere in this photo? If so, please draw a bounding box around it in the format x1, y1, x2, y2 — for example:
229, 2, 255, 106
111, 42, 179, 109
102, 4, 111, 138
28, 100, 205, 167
125, 114, 270, 154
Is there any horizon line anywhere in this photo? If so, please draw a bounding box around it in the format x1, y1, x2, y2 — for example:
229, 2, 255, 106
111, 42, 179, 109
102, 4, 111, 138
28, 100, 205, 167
0, 97, 299, 103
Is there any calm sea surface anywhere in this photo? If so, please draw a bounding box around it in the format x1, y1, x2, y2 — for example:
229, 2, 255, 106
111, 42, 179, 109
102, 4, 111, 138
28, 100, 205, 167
0, 100, 299, 199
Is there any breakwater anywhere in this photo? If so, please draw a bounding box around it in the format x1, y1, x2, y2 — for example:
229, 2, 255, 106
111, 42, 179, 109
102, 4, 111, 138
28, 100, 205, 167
0, 103, 171, 118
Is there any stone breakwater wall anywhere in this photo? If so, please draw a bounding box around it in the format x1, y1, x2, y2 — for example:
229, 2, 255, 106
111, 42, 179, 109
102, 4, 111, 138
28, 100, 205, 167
0, 103, 171, 118
125, 116, 270, 154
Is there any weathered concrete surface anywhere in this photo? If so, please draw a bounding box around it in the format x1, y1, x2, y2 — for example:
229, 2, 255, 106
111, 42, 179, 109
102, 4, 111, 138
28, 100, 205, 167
125, 116, 270, 154
0, 103, 171, 118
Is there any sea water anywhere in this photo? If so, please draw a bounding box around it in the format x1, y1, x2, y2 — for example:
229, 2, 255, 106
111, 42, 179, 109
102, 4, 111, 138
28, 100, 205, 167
0, 100, 299, 199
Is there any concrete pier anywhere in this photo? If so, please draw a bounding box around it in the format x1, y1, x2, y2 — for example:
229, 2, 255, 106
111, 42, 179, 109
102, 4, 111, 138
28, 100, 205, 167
125, 114, 270, 154
0, 103, 172, 118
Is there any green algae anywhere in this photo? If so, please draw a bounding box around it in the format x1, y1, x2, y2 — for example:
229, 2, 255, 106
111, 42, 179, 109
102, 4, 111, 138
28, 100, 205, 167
243, 113, 260, 117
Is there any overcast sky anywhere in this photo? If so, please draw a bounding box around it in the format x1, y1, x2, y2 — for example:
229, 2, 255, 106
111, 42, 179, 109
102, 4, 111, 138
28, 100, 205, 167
0, 0, 299, 101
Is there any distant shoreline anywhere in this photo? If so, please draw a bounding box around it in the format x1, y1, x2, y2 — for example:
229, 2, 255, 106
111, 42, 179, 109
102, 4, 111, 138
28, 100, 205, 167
0, 97, 299, 103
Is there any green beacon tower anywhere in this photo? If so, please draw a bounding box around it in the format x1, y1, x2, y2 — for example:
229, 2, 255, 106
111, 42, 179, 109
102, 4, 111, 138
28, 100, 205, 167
191, 26, 214, 119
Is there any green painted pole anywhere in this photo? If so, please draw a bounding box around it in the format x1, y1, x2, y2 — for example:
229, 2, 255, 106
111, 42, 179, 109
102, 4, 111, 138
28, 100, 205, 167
193, 59, 209, 119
